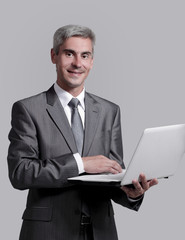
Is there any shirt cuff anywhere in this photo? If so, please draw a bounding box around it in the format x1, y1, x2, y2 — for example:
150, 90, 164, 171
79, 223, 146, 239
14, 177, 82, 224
73, 153, 85, 174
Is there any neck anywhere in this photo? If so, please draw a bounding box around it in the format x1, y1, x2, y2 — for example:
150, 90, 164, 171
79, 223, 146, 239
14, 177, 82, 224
66, 88, 83, 97
56, 81, 84, 97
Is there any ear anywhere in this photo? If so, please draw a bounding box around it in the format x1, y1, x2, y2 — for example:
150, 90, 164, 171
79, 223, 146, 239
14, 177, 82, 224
50, 48, 57, 64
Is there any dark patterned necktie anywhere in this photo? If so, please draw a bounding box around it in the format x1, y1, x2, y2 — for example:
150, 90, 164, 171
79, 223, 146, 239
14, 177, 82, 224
68, 98, 84, 155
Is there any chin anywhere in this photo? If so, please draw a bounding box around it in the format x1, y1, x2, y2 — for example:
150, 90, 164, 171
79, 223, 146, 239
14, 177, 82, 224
67, 80, 84, 88
69, 84, 84, 89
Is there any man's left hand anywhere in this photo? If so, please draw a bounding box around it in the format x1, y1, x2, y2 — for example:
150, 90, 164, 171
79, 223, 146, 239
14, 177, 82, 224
121, 173, 158, 199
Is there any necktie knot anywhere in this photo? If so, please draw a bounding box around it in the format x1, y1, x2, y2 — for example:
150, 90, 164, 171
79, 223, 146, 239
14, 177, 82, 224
68, 98, 80, 109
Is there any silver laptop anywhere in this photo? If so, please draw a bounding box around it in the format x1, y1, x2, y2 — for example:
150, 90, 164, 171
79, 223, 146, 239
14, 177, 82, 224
68, 124, 185, 186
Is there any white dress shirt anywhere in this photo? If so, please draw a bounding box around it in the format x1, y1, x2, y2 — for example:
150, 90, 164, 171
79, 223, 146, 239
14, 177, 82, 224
54, 82, 85, 174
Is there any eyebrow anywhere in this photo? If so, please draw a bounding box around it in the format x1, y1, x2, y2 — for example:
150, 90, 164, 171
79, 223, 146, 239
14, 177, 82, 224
63, 49, 92, 56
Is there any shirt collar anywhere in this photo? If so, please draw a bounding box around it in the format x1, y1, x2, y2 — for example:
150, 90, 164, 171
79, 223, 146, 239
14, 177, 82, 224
54, 82, 85, 109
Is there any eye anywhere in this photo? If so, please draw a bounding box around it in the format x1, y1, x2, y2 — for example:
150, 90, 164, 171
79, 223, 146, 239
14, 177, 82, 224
65, 51, 73, 57
82, 53, 90, 59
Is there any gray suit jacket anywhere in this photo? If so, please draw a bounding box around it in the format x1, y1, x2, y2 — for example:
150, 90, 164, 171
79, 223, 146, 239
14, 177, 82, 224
8, 85, 143, 240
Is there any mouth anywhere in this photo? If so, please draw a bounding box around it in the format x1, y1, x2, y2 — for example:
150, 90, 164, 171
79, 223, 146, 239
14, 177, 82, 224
67, 70, 84, 75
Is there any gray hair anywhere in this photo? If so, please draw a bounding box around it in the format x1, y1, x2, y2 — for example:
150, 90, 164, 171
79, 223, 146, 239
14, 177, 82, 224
53, 24, 96, 55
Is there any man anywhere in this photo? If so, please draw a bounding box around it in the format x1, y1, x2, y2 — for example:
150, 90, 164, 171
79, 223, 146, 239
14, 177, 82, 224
7, 25, 158, 240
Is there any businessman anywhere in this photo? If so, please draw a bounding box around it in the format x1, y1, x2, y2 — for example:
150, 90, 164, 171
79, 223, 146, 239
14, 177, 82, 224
7, 25, 158, 240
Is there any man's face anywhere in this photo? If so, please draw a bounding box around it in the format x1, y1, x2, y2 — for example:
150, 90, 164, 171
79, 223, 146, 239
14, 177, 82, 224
51, 37, 93, 94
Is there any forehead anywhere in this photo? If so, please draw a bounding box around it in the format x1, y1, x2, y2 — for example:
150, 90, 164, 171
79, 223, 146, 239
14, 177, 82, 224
60, 37, 93, 53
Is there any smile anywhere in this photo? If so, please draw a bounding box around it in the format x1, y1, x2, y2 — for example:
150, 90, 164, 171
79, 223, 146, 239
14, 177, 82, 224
67, 70, 83, 75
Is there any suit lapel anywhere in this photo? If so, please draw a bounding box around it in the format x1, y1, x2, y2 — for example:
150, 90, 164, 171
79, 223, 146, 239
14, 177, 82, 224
46, 85, 77, 153
83, 92, 101, 156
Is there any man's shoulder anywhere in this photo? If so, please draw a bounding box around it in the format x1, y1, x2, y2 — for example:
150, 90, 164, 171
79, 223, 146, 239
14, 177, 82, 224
86, 92, 120, 110
12, 87, 51, 114
13, 85, 54, 107
13, 91, 46, 109
18, 91, 46, 103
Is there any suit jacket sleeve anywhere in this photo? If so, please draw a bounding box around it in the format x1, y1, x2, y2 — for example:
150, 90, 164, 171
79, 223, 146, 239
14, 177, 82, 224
108, 106, 124, 168
108, 105, 143, 211
7, 101, 79, 190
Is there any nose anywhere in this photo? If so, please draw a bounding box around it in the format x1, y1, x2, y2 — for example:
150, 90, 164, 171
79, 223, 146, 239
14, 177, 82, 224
72, 55, 82, 68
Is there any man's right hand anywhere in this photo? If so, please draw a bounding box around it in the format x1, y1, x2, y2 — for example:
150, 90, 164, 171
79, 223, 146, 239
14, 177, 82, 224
82, 155, 122, 174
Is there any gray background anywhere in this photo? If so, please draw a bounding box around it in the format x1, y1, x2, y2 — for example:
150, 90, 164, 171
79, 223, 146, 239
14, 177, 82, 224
1, 0, 185, 239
